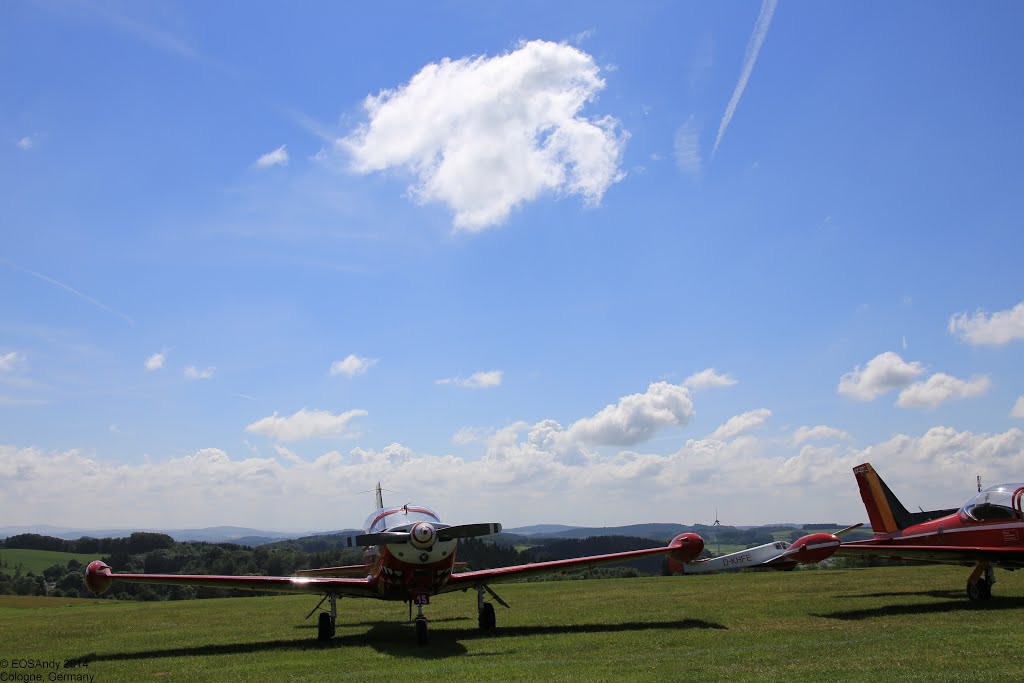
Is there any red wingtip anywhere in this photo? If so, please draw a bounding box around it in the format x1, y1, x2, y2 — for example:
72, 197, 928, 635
85, 560, 113, 595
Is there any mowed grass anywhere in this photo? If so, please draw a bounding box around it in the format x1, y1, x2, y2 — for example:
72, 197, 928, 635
3, 565, 1024, 682
0, 548, 103, 574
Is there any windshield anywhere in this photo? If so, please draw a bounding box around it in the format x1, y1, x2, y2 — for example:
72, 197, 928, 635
363, 505, 441, 533
959, 484, 1024, 522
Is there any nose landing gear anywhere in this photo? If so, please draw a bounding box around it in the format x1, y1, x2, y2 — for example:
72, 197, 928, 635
413, 594, 430, 645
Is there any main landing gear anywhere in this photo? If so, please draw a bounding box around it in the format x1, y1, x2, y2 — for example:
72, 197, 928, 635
966, 562, 995, 602
306, 594, 338, 641
475, 585, 507, 634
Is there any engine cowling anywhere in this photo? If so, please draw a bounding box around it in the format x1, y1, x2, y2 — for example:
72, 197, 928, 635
784, 532, 841, 564
85, 560, 113, 595
667, 533, 704, 564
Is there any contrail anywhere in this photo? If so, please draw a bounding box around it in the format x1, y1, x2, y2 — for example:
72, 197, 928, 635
712, 0, 778, 158
2, 258, 136, 327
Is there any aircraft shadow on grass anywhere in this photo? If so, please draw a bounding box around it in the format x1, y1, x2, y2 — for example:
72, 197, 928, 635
835, 589, 963, 600
817, 596, 1024, 621
79, 618, 727, 662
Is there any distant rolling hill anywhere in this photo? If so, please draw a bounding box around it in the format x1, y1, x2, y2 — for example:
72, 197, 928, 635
502, 524, 580, 536
518, 523, 696, 541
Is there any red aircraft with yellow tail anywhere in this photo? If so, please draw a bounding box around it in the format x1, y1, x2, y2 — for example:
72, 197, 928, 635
834, 462, 1024, 601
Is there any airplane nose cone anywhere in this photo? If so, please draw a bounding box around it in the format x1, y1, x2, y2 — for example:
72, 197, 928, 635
410, 522, 436, 549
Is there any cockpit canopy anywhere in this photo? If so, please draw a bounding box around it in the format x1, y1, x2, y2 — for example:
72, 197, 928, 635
363, 504, 441, 534
959, 483, 1024, 522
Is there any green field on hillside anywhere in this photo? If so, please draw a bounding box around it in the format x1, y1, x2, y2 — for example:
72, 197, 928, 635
0, 548, 104, 574
2, 565, 1022, 681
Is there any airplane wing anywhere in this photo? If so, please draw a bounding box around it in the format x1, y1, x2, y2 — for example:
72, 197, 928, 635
84, 561, 380, 598
835, 543, 1024, 567
295, 564, 372, 578
444, 533, 703, 590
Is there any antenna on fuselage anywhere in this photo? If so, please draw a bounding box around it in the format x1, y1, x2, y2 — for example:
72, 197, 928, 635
712, 509, 722, 556
977, 475, 982, 493
376, 482, 384, 509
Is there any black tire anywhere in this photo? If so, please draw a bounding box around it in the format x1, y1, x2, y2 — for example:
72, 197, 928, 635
479, 602, 496, 632
966, 578, 992, 602
416, 618, 429, 646
317, 612, 335, 641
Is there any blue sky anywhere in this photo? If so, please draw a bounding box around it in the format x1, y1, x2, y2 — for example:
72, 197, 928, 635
2, 1, 1023, 531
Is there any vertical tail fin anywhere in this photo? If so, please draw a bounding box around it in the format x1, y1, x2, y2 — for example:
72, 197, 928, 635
853, 463, 910, 534
375, 482, 384, 510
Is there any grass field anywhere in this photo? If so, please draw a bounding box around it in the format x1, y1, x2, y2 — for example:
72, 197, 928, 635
0, 548, 103, 574
2, 565, 1023, 681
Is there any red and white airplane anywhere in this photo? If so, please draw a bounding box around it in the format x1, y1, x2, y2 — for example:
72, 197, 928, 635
835, 462, 1024, 601
85, 485, 704, 644
677, 528, 851, 574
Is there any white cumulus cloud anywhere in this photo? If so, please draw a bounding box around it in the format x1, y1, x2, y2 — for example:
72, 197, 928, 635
897, 373, 992, 409
838, 351, 925, 401
145, 352, 166, 371
246, 408, 368, 442
948, 300, 1024, 346
436, 370, 503, 389
329, 354, 378, 377
683, 368, 737, 390
709, 408, 771, 441
565, 381, 694, 447
341, 39, 627, 231
255, 145, 289, 169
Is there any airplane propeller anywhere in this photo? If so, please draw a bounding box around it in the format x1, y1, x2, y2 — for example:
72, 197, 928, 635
346, 522, 501, 547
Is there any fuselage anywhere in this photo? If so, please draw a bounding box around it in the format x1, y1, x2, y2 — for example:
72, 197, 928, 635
361, 504, 459, 601
865, 483, 1024, 556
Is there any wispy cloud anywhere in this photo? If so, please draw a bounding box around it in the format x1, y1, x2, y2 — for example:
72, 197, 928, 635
184, 366, 215, 380
436, 370, 503, 389
673, 116, 702, 177
254, 145, 289, 169
712, 0, 778, 158
1012, 396, 1024, 419
246, 408, 367, 441
709, 408, 771, 441
0, 352, 25, 373
683, 368, 737, 390
16, 135, 36, 150
792, 425, 850, 445
1, 259, 135, 327
145, 352, 167, 371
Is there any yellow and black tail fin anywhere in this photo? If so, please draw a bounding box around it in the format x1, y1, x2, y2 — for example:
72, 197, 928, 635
853, 463, 905, 533
853, 463, 958, 534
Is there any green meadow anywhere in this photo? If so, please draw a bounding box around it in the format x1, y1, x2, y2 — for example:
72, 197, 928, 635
0, 548, 102, 574
2, 565, 1023, 682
